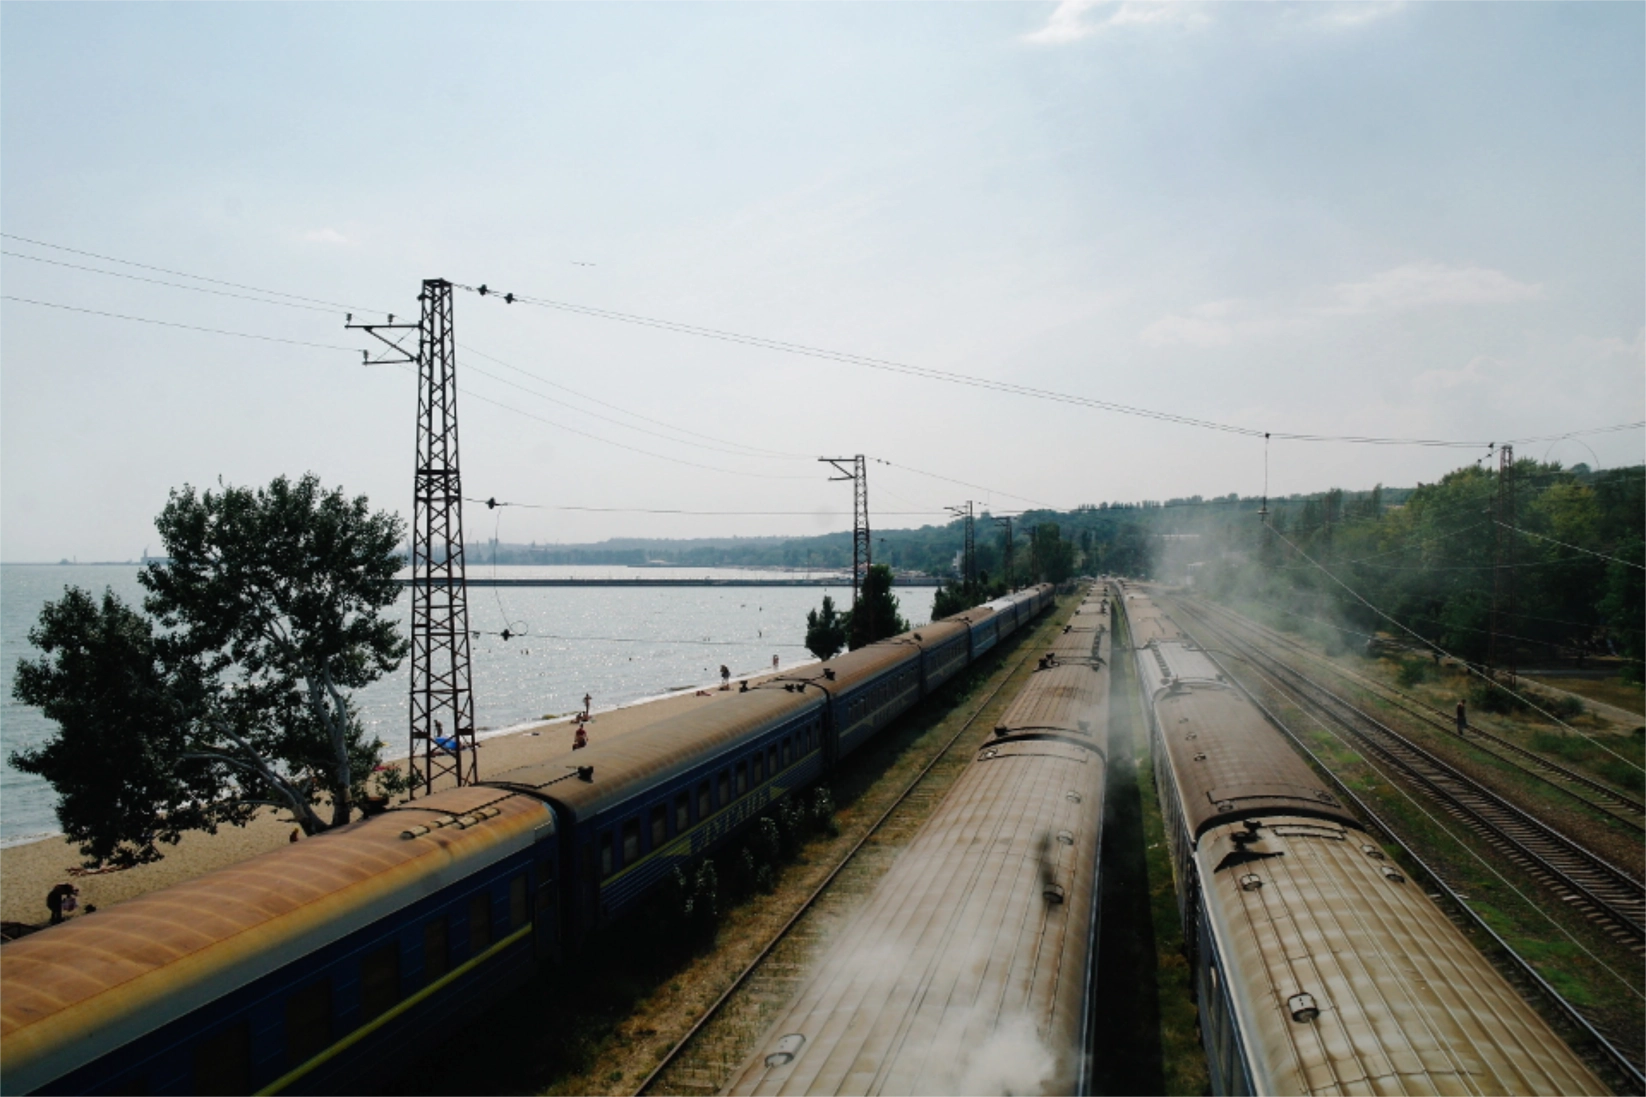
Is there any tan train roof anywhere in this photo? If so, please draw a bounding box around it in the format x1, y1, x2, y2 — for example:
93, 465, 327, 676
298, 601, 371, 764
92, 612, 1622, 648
725, 739, 1106, 1096
488, 688, 820, 818
1125, 595, 1184, 647
0, 785, 548, 1093
1197, 818, 1606, 1095
1154, 685, 1355, 836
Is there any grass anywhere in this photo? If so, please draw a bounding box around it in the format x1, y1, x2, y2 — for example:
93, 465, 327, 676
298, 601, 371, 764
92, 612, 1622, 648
1530, 675, 1646, 719
1106, 605, 1207, 1096
384, 596, 1082, 1097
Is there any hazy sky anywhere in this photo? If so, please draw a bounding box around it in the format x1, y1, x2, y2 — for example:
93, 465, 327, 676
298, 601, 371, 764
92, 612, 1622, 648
3, 2, 1642, 561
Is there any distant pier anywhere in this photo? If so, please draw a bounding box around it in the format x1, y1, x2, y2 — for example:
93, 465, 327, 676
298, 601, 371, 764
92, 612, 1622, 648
410, 576, 944, 587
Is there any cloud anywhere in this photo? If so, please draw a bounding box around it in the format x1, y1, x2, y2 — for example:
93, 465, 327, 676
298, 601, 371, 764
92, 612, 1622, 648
1023, 0, 1207, 45
300, 227, 354, 246
1413, 354, 1499, 394
1572, 327, 1645, 365
1027, 0, 1402, 41
1321, 262, 1542, 315
1140, 262, 1544, 347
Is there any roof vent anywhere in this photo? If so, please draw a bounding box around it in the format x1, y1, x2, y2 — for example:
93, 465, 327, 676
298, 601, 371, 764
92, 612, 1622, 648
823, 668, 836, 681
1065, 791, 1082, 803
577, 766, 594, 782
1361, 844, 1384, 859
1381, 867, 1406, 884
1287, 993, 1320, 1023
1056, 830, 1074, 845
765, 1033, 806, 1068
1239, 873, 1263, 891
1043, 883, 1065, 904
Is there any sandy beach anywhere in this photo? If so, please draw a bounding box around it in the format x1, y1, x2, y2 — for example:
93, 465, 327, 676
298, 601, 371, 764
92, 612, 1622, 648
1, 672, 784, 929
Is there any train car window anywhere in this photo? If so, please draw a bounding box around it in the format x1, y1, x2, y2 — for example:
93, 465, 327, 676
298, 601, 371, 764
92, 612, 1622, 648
698, 782, 711, 819
753, 752, 764, 782
360, 944, 400, 1022
285, 978, 332, 1066
423, 917, 450, 982
735, 762, 748, 796
622, 819, 641, 863
650, 805, 667, 848
469, 891, 493, 954
782, 739, 791, 767
676, 792, 690, 832
510, 874, 530, 929
769, 745, 779, 776
600, 832, 614, 877
194, 1021, 251, 1095
718, 772, 729, 806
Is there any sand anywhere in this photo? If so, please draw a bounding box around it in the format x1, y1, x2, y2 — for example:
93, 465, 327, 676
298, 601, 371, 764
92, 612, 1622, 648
1, 671, 789, 929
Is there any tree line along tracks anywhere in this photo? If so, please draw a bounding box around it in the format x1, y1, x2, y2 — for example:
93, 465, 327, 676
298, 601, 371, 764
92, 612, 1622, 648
1189, 596, 1645, 829
1167, 596, 1646, 956
633, 598, 1077, 1097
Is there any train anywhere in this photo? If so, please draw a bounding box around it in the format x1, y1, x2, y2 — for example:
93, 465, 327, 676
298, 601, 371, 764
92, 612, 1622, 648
724, 584, 1111, 1095
1118, 582, 1607, 1095
0, 585, 1054, 1096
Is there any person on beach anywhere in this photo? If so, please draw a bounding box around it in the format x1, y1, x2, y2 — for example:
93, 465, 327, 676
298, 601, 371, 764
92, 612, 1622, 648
582, 693, 592, 720
1455, 699, 1467, 735
720, 665, 731, 690
772, 654, 780, 671
573, 723, 588, 750
46, 882, 79, 925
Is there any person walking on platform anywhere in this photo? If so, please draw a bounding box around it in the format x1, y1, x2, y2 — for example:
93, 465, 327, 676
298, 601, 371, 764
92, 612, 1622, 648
1455, 699, 1468, 736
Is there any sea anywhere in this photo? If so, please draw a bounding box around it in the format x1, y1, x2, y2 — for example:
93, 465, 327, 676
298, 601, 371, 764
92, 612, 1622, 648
1, 564, 937, 847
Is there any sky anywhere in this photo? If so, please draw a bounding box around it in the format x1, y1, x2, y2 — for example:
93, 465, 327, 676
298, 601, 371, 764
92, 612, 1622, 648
3, 1, 1642, 561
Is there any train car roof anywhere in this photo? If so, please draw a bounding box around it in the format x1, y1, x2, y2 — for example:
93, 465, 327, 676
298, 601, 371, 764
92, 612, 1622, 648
0, 786, 548, 1094
726, 737, 1106, 1096
1196, 817, 1606, 1095
994, 664, 1109, 748
484, 687, 821, 820
1137, 641, 1225, 693
1154, 685, 1356, 837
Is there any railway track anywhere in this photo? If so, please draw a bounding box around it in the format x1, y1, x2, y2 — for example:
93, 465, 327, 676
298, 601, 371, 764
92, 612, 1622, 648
633, 605, 1066, 1097
1169, 597, 1646, 955
1186, 596, 1646, 828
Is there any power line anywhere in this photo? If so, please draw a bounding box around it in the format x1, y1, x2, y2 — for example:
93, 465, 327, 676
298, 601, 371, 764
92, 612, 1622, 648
460, 281, 1646, 449
2, 295, 358, 351
463, 497, 943, 517
1496, 520, 1645, 571
1, 233, 384, 314
1, 250, 343, 313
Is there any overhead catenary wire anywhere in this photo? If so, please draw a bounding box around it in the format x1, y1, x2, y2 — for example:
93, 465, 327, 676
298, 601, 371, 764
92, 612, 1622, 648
463, 497, 944, 517
1496, 520, 1645, 571
2, 295, 359, 351
459, 281, 1646, 450
1, 250, 343, 313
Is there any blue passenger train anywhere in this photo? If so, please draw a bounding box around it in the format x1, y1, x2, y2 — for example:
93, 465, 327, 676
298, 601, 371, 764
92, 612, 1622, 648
0, 585, 1053, 1095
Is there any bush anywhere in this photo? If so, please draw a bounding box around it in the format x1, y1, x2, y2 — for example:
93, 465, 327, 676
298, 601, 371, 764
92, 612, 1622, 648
1469, 678, 1527, 715
1396, 659, 1430, 688
1549, 693, 1586, 720
810, 787, 839, 837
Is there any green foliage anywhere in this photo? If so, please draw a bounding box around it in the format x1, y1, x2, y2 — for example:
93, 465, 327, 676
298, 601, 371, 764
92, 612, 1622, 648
9, 474, 407, 864
1395, 658, 1431, 688
1029, 522, 1076, 584
804, 594, 847, 660
847, 564, 910, 650
1599, 532, 1645, 684
9, 588, 247, 868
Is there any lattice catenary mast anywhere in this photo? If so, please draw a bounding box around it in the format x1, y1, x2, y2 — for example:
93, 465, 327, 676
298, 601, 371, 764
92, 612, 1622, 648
822, 455, 871, 639
350, 279, 477, 795
1489, 444, 1517, 686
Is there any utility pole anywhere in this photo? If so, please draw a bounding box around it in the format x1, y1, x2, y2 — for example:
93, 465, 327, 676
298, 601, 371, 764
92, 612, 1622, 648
992, 515, 1014, 591
1489, 444, 1516, 686
351, 279, 477, 796
948, 501, 976, 598
822, 456, 871, 641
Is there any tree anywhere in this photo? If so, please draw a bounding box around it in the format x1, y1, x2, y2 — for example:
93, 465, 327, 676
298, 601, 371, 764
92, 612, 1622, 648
805, 594, 848, 660
143, 474, 408, 828
1600, 533, 1645, 684
848, 564, 910, 649
10, 589, 251, 867
9, 474, 407, 866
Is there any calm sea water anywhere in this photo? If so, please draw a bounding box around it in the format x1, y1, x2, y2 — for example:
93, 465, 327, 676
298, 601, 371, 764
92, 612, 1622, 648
1, 565, 935, 847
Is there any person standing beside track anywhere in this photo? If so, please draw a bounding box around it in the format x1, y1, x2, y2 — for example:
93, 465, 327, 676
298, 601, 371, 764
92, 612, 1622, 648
1456, 698, 1468, 735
